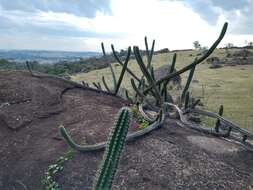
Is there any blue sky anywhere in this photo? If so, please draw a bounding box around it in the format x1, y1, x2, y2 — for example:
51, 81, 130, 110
0, 0, 253, 51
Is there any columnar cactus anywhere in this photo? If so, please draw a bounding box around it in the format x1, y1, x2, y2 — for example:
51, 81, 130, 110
92, 107, 130, 190
215, 105, 224, 132
181, 65, 196, 104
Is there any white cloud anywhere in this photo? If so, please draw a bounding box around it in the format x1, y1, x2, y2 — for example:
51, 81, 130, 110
1, 0, 253, 51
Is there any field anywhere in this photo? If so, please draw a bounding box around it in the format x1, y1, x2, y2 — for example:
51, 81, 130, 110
71, 48, 253, 131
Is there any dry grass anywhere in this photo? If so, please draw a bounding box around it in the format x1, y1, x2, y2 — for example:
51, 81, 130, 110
71, 48, 253, 131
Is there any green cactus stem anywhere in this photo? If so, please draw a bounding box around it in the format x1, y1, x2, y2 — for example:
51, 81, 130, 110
93, 82, 102, 90
125, 89, 133, 102
92, 107, 130, 190
114, 50, 130, 95
144, 36, 155, 70
101, 42, 106, 56
184, 91, 190, 110
26, 61, 33, 75
181, 65, 196, 104
133, 46, 162, 106
102, 76, 111, 92
190, 99, 200, 109
111, 45, 141, 83
215, 105, 224, 132
161, 53, 177, 100
143, 22, 228, 95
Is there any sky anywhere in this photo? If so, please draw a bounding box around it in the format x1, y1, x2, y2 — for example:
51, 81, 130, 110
0, 0, 253, 52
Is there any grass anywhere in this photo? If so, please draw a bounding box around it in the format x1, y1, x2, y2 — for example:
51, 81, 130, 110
71, 48, 253, 131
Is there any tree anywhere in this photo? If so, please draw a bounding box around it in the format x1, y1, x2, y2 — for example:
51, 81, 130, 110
225, 43, 234, 48
193, 41, 201, 50
248, 41, 253, 47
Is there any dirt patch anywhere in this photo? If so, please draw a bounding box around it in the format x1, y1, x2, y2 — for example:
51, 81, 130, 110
0, 71, 253, 190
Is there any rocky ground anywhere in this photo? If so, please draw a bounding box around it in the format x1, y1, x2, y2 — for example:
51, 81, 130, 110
0, 71, 252, 190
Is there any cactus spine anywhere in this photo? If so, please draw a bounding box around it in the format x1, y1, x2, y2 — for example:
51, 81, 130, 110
92, 107, 130, 190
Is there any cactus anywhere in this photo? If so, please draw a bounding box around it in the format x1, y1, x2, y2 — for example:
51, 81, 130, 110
101, 44, 131, 95
181, 65, 196, 104
114, 49, 130, 95
143, 22, 228, 95
161, 53, 177, 101
101, 42, 106, 56
190, 99, 200, 109
144, 36, 155, 70
109, 64, 117, 92
125, 89, 133, 102
133, 46, 162, 106
26, 61, 33, 75
102, 76, 111, 92
215, 105, 224, 132
92, 107, 130, 190
93, 82, 102, 90
100, 42, 117, 92
111, 45, 141, 83
184, 91, 190, 110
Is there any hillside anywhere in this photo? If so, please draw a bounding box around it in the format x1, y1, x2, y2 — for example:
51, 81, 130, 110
0, 71, 253, 189
71, 48, 253, 131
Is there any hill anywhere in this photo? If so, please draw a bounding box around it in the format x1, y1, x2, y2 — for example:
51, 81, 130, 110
0, 71, 252, 189
71, 48, 253, 131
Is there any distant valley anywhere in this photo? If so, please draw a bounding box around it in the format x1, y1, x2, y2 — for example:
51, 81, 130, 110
0, 49, 100, 64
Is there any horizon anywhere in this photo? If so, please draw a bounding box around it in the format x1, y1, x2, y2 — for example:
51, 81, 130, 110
1, 0, 253, 51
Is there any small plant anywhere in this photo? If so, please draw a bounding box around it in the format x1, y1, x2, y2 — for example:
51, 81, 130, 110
130, 105, 150, 129
42, 150, 76, 190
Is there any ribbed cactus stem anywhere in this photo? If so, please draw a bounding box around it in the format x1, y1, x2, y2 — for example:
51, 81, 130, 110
102, 76, 111, 92
111, 45, 141, 83
92, 107, 130, 190
134, 46, 162, 106
190, 99, 200, 109
162, 53, 177, 100
144, 36, 155, 70
101, 42, 106, 56
114, 48, 131, 95
181, 65, 196, 103
184, 91, 190, 110
143, 22, 228, 95
215, 105, 224, 132
109, 64, 117, 91
26, 61, 33, 75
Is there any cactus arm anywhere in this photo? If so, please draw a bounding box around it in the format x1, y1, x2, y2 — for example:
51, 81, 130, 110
59, 126, 105, 152
184, 91, 190, 110
150, 66, 155, 81
181, 65, 196, 102
102, 76, 112, 93
26, 61, 33, 75
111, 45, 141, 83
133, 46, 162, 105
131, 79, 158, 110
93, 82, 102, 90
190, 99, 200, 109
169, 53, 177, 74
101, 42, 117, 92
131, 78, 145, 102
125, 89, 133, 102
114, 47, 131, 95
145, 37, 155, 70
143, 22, 228, 95
101, 42, 106, 56
215, 105, 224, 132
108, 64, 117, 91
59, 112, 165, 153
